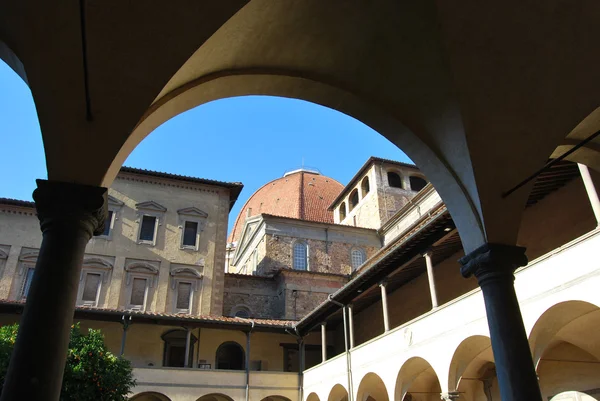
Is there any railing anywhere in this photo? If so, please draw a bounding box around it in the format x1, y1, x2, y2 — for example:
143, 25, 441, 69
304, 229, 600, 398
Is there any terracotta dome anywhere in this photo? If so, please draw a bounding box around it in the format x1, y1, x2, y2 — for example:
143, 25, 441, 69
228, 169, 344, 243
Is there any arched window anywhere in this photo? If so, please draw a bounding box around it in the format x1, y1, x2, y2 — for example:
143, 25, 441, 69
361, 176, 370, 195
216, 341, 245, 370
292, 241, 308, 271
339, 202, 347, 221
387, 171, 403, 188
351, 248, 366, 270
409, 176, 427, 192
162, 329, 197, 367
349, 189, 359, 211
231, 305, 252, 318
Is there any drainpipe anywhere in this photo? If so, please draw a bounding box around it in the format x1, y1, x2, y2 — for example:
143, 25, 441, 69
120, 315, 132, 357
245, 321, 255, 401
288, 327, 305, 401
328, 295, 354, 401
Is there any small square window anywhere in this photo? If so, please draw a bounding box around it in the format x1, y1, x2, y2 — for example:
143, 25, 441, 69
101, 211, 113, 237
21, 267, 35, 299
139, 215, 157, 242
182, 221, 198, 247
176, 282, 192, 312
130, 277, 148, 308
82, 273, 102, 304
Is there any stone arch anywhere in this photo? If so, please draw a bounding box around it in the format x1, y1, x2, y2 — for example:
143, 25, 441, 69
529, 301, 600, 400
328, 383, 349, 401
448, 335, 493, 391
448, 336, 497, 401
356, 372, 389, 401
0, 41, 28, 85
129, 392, 172, 401
395, 357, 441, 401
196, 394, 235, 401
361, 176, 370, 196
550, 391, 599, 401
261, 397, 292, 401
529, 300, 600, 368
215, 341, 245, 370
306, 393, 321, 401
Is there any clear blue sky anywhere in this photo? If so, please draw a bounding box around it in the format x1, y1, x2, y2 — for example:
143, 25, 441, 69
0, 61, 410, 234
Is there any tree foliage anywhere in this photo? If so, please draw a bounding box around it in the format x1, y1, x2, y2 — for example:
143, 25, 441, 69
0, 323, 136, 401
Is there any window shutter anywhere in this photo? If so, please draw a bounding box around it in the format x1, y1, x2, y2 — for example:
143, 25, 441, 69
82, 273, 101, 302
176, 282, 192, 310
131, 278, 147, 306
139, 215, 157, 241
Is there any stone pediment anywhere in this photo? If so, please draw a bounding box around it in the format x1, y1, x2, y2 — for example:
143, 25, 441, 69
177, 207, 208, 218
107, 195, 124, 207
135, 201, 167, 212
170, 267, 202, 278
125, 262, 159, 275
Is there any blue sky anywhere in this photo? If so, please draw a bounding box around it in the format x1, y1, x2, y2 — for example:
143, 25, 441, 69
0, 61, 410, 233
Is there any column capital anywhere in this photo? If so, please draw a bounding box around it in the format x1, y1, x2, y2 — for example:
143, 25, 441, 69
440, 391, 460, 400
379, 279, 388, 288
422, 250, 433, 258
33, 179, 107, 237
459, 243, 527, 283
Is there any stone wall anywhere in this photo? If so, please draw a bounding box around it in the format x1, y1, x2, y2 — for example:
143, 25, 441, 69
223, 273, 281, 319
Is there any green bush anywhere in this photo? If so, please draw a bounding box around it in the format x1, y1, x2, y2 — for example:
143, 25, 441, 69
0, 323, 136, 401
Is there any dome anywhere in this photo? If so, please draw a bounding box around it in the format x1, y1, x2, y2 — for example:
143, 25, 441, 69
228, 169, 344, 243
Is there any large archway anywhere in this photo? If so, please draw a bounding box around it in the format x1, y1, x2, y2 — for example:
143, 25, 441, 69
448, 336, 498, 401
215, 341, 245, 370
328, 383, 349, 401
395, 357, 441, 401
530, 301, 600, 400
261, 397, 292, 401
306, 393, 321, 401
356, 372, 389, 401
196, 394, 235, 401
130, 392, 172, 401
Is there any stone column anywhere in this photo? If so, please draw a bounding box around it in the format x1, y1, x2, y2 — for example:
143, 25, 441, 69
578, 164, 600, 226
348, 304, 355, 348
120, 315, 132, 356
184, 327, 192, 368
1, 180, 106, 401
321, 322, 327, 362
423, 251, 439, 308
460, 243, 542, 401
379, 281, 390, 332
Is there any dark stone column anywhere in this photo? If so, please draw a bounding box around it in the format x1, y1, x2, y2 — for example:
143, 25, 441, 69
1, 180, 106, 401
460, 243, 542, 401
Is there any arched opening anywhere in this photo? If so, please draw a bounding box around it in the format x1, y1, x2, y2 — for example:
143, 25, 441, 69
409, 176, 427, 192
356, 372, 389, 401
339, 202, 347, 221
161, 329, 197, 368
361, 176, 370, 196
130, 392, 172, 401
196, 394, 236, 401
529, 301, 600, 400
328, 384, 349, 401
550, 391, 598, 401
215, 341, 245, 370
231, 305, 252, 318
306, 393, 321, 401
349, 189, 360, 211
293, 241, 309, 271
261, 397, 292, 401
448, 336, 497, 401
395, 357, 441, 401
387, 172, 403, 189
350, 248, 366, 271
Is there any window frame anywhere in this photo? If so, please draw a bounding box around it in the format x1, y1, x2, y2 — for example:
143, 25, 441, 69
387, 171, 404, 189
170, 265, 202, 314
124, 261, 159, 311
96, 195, 124, 241
292, 240, 309, 271
349, 189, 360, 211
17, 251, 38, 301
350, 248, 367, 271
76, 257, 113, 307
339, 202, 347, 221
230, 304, 253, 318
127, 275, 150, 311
19, 266, 35, 301
177, 207, 208, 251
361, 176, 370, 196
135, 201, 167, 247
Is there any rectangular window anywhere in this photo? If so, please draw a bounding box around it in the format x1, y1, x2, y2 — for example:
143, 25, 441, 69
139, 215, 157, 242
21, 268, 34, 299
182, 221, 198, 247
176, 282, 192, 311
82, 273, 101, 303
101, 211, 113, 237
130, 277, 147, 308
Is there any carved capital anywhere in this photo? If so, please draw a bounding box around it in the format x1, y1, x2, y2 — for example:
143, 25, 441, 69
440, 392, 460, 400
33, 180, 107, 237
459, 243, 527, 283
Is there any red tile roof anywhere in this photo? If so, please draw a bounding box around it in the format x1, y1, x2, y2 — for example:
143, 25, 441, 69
228, 170, 343, 243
